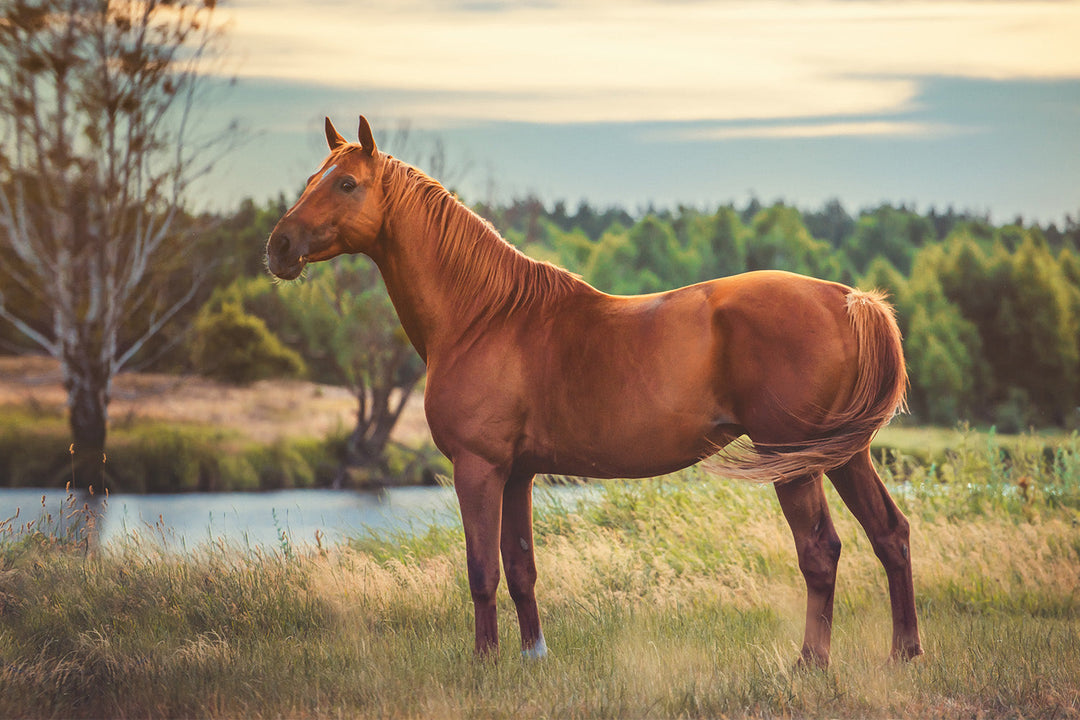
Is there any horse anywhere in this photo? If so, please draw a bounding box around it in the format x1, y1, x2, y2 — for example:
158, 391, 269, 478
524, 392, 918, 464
266, 116, 923, 666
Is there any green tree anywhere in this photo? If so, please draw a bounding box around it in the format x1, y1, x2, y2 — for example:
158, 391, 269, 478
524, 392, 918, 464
629, 214, 696, 292
275, 257, 425, 474
1002, 233, 1079, 422
903, 298, 985, 425
549, 225, 595, 273
697, 206, 748, 279
918, 229, 1079, 425
843, 206, 934, 274
745, 204, 835, 278
804, 199, 855, 248
582, 225, 637, 294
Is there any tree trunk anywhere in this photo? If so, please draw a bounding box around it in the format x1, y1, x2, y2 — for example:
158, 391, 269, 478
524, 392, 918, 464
341, 382, 421, 485
344, 403, 389, 471
64, 358, 110, 490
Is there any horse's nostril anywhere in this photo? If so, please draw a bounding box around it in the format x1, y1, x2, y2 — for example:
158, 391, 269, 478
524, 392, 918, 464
270, 232, 291, 257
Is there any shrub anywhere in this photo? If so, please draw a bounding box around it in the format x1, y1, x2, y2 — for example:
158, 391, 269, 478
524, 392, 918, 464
189, 301, 306, 384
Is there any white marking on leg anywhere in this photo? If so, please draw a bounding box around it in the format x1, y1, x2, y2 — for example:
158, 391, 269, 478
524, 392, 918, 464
522, 631, 548, 660
519, 537, 529, 551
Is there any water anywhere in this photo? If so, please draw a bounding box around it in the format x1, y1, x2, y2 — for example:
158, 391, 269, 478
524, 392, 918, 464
0, 486, 461, 552
0, 483, 598, 553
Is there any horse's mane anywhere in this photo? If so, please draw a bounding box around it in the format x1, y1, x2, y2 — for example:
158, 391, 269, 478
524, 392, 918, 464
380, 156, 583, 322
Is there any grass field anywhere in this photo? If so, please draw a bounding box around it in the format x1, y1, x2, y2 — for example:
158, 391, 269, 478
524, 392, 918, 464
2, 357, 1079, 716
2, 445, 1079, 718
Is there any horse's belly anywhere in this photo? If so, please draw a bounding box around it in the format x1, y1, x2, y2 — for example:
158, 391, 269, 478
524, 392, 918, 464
526, 411, 733, 479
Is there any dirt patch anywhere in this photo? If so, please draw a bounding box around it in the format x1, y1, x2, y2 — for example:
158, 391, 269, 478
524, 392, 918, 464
0, 356, 431, 446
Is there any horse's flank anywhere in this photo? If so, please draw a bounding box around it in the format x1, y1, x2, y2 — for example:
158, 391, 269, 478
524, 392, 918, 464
705, 288, 907, 483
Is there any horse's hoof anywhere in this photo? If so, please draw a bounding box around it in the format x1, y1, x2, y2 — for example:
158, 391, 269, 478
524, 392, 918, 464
794, 649, 830, 671
890, 643, 924, 663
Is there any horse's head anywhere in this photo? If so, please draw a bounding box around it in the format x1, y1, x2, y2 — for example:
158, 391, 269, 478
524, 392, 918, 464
266, 116, 386, 280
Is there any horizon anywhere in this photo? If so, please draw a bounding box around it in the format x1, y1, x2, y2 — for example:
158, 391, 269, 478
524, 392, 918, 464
193, 0, 1080, 226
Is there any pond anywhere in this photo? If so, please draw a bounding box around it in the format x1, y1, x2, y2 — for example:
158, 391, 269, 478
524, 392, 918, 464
0, 483, 597, 553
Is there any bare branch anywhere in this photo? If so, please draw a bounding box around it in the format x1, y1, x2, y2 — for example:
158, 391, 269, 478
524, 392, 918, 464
0, 291, 57, 355
115, 268, 202, 369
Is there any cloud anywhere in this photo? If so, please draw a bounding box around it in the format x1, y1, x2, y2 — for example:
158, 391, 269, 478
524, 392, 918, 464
223, 0, 1080, 124
670, 120, 962, 141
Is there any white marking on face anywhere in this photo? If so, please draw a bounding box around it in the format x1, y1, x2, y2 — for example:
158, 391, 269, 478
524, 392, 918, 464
318, 163, 338, 185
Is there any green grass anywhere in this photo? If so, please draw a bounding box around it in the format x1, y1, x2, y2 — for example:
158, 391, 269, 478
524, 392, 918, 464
873, 421, 1074, 465
0, 405, 450, 492
2, 446, 1079, 719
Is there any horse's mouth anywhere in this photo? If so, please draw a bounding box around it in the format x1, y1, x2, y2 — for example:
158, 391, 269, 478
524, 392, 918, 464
267, 230, 343, 279
301, 244, 343, 263
269, 256, 306, 280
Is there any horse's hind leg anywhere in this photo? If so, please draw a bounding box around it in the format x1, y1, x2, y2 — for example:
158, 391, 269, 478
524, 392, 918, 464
501, 471, 547, 658
826, 446, 923, 661
775, 472, 842, 667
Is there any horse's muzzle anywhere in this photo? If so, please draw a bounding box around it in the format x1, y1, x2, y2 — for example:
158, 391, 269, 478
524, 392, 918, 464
266, 230, 306, 280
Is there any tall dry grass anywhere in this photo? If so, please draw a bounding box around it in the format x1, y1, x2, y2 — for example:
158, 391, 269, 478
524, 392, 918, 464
1, 433, 1079, 718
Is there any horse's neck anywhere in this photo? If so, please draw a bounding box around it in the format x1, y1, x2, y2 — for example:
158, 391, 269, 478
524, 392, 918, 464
374, 163, 581, 360
370, 208, 442, 362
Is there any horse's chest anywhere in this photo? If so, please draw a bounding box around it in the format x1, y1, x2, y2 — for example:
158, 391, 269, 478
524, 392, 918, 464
423, 364, 528, 462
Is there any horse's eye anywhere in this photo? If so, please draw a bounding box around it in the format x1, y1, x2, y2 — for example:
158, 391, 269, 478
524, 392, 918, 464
341, 179, 357, 193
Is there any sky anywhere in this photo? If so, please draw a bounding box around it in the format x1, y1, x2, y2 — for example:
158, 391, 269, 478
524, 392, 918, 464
196, 0, 1080, 224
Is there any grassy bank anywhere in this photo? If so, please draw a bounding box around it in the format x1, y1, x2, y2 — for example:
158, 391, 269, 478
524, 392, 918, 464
0, 406, 449, 491
1, 442, 1079, 718
0, 356, 442, 491
0, 406, 347, 492
3, 386, 1073, 493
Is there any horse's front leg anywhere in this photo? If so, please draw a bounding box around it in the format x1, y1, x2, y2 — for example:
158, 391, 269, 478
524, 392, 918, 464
501, 471, 547, 658
453, 454, 507, 656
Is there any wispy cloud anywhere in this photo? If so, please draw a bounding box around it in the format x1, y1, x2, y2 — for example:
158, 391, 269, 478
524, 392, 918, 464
224, 0, 1080, 125
671, 120, 963, 141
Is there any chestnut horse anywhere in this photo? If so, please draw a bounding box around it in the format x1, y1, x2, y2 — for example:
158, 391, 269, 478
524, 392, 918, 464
267, 116, 922, 666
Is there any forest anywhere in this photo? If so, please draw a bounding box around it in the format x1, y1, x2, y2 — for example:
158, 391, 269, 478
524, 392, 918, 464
4, 188, 1080, 473
111, 194, 1080, 429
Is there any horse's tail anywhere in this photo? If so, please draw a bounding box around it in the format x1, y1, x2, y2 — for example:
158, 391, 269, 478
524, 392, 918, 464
708, 288, 907, 483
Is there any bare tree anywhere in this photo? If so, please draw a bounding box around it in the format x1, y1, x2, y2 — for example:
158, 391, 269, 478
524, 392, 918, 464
0, 0, 230, 487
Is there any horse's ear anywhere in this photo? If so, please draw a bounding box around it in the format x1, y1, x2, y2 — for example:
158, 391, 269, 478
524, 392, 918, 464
358, 115, 377, 156
325, 117, 346, 150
